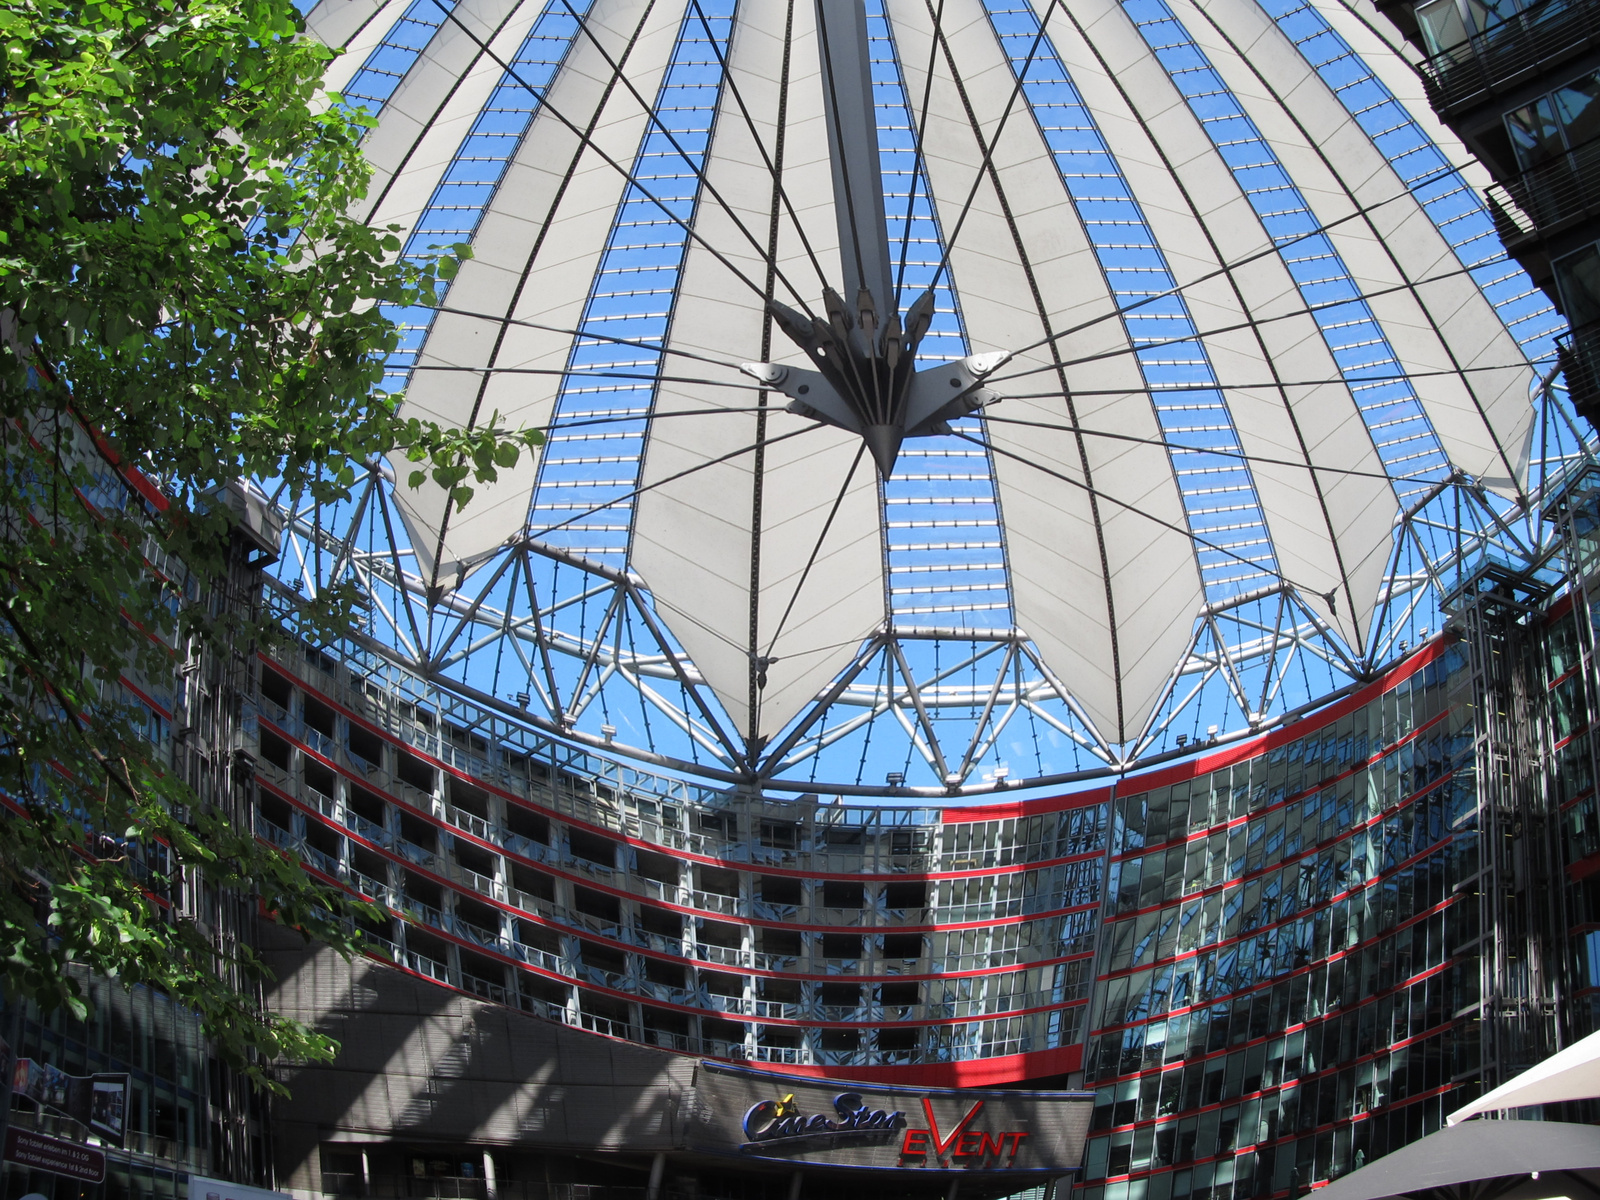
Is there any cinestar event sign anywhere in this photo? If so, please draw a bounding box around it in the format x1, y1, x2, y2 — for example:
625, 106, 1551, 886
686, 1063, 1093, 1174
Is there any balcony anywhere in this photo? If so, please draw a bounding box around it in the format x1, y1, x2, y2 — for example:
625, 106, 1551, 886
453, 863, 505, 902
402, 948, 451, 984
642, 1027, 694, 1053
686, 887, 742, 915
302, 781, 339, 820
1561, 324, 1600, 424
302, 842, 341, 877
1418, 0, 1600, 114
694, 941, 754, 969
508, 939, 564, 974
444, 804, 494, 843
257, 814, 296, 849
453, 915, 505, 949
395, 838, 440, 871
578, 1010, 634, 1039
516, 993, 570, 1023
626, 926, 688, 957
348, 811, 392, 848
1487, 139, 1600, 245
460, 971, 512, 1005
747, 1044, 805, 1064
347, 867, 390, 902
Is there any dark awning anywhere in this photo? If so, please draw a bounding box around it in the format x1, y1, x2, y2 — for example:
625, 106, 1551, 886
1315, 1121, 1600, 1200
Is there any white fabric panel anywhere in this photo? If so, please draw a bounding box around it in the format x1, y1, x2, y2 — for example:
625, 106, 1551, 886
888, 0, 1203, 744
307, 0, 392, 58
359, 0, 546, 234
1179, 0, 1536, 496
353, 0, 537, 227
631, 0, 884, 741
1041, 0, 1396, 650
1329, 0, 1527, 223
388, 0, 685, 587
1446, 1027, 1600, 1125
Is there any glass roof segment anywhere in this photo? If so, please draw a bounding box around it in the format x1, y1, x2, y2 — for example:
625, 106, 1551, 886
1257, 0, 1566, 361
1123, 0, 1452, 500
534, 2, 736, 569
337, 0, 457, 114
868, 4, 1014, 629
981, 1, 1280, 605
274, 0, 1591, 797
376, 2, 591, 401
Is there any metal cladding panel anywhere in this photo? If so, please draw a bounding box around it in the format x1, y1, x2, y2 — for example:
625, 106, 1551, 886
685, 1062, 1094, 1174
263, 930, 693, 1153
263, 933, 1095, 1177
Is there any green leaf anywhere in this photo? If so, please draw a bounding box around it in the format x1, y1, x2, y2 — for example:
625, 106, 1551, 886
0, 0, 502, 1098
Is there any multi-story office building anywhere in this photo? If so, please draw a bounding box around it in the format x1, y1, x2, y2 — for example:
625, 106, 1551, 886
0, 480, 285, 1200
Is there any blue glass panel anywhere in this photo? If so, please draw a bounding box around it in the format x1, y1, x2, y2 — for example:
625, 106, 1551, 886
1123, 0, 1451, 500
529, 1, 737, 566
982, 2, 1278, 600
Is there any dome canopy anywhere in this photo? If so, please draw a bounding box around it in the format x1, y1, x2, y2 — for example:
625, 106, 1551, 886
283, 0, 1573, 792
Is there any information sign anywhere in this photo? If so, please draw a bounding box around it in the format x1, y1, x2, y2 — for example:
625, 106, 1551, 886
3, 1128, 107, 1183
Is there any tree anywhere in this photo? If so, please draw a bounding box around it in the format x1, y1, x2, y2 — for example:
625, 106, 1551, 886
0, 0, 538, 1086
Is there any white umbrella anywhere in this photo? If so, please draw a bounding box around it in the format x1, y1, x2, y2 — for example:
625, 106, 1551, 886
1315, 1121, 1600, 1200
1448, 1029, 1600, 1125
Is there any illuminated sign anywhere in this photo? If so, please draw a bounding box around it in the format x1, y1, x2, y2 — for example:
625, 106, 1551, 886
688, 1062, 1092, 1174
3, 1128, 106, 1183
742, 1092, 907, 1148
11, 1058, 128, 1147
899, 1099, 1028, 1164
732, 1087, 1036, 1168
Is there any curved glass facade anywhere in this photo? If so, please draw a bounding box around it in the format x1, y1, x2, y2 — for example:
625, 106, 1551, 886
249, 638, 1107, 1082
238, 614, 1479, 1103
1079, 644, 1471, 1199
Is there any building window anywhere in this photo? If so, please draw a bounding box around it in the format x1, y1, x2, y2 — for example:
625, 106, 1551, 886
1555, 241, 1600, 329
1413, 0, 1527, 57
1505, 67, 1600, 170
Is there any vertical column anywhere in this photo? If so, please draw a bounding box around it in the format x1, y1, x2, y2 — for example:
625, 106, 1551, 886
744, 1008, 760, 1063
335, 759, 354, 877
813, 0, 894, 315
561, 931, 583, 1028
739, 867, 757, 1032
